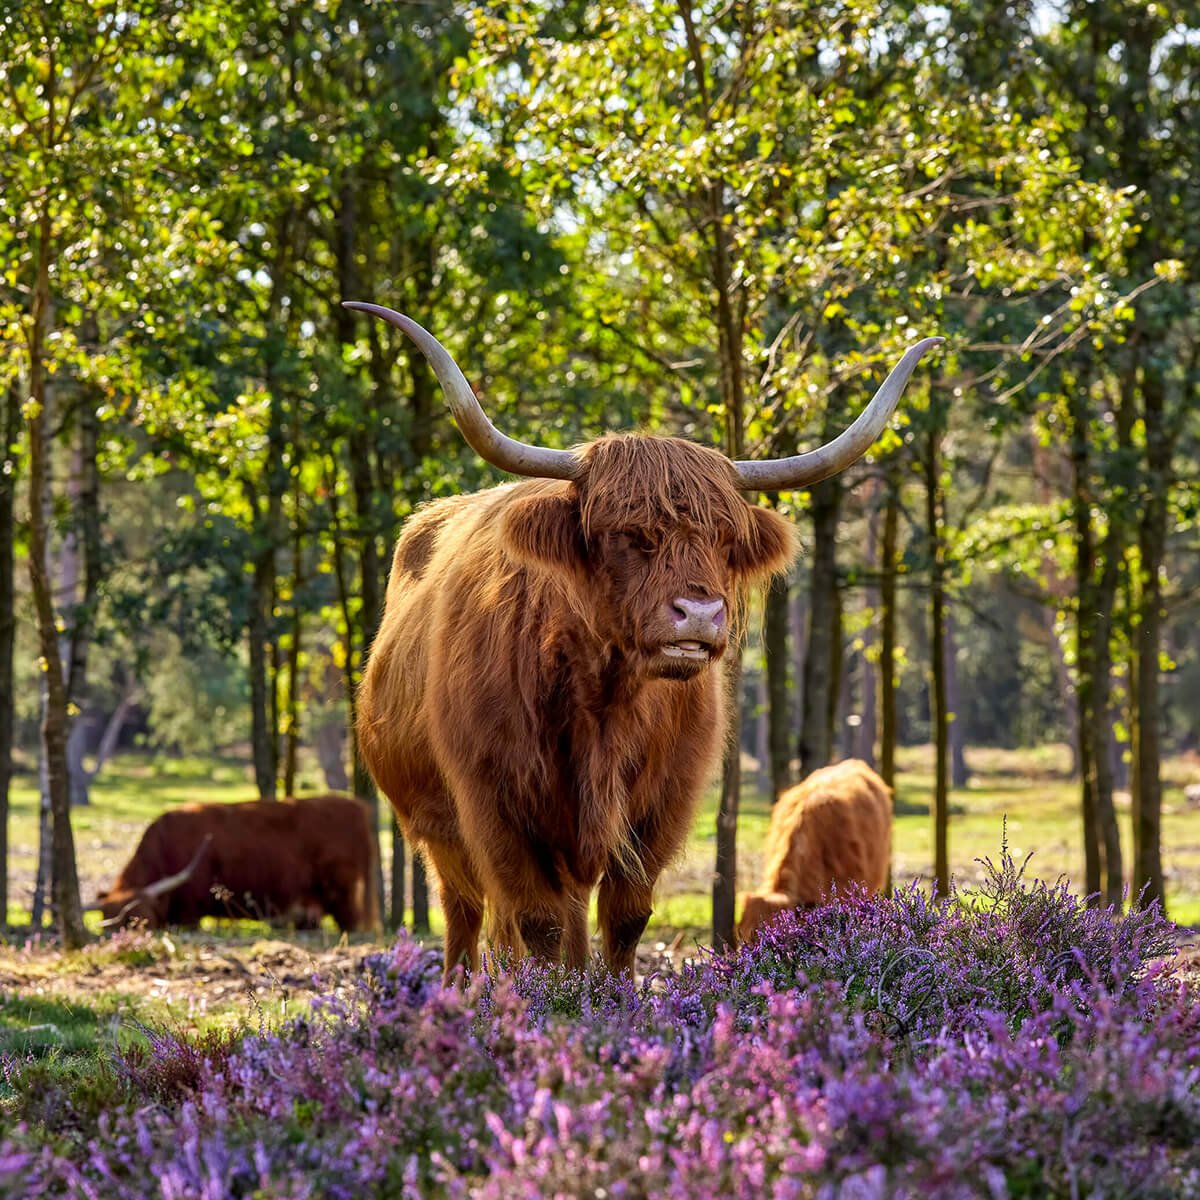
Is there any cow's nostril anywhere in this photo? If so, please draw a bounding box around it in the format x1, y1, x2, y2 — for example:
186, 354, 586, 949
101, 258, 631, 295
672, 597, 726, 632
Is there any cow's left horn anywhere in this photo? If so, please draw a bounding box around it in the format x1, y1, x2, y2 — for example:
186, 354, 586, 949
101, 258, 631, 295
140, 833, 214, 900
732, 337, 944, 491
343, 303, 579, 481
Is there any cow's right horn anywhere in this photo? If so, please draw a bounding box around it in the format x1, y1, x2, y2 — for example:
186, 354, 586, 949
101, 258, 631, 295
732, 337, 943, 491
343, 303, 579, 481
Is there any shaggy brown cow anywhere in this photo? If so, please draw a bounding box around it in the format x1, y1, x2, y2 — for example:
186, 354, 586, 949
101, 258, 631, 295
737, 759, 892, 944
95, 794, 379, 933
348, 302, 938, 978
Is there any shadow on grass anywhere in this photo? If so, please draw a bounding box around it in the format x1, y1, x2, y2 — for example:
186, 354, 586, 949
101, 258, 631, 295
893, 796, 968, 818
0, 993, 129, 1060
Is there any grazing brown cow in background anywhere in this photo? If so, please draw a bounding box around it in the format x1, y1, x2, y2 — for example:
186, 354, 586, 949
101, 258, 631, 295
737, 759, 893, 944
95, 794, 379, 933
348, 302, 939, 979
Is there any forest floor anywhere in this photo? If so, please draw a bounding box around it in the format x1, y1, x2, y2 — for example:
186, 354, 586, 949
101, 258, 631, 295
3, 744, 1200, 1068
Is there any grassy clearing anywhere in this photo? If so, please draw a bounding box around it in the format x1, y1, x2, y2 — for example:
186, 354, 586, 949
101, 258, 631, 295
660, 742, 1200, 933
1, 745, 1198, 1111
6, 744, 1200, 941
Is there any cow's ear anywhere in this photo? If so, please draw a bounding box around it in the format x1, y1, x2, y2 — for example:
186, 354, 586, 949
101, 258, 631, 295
502, 488, 587, 574
730, 506, 798, 582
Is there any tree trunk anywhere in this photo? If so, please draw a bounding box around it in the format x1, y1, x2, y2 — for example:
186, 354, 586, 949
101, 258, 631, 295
390, 815, 406, 929
26, 211, 86, 945
837, 647, 856, 760
879, 466, 900, 790
924, 424, 950, 897
31, 707, 52, 930
858, 480, 880, 769
248, 557, 277, 800
325, 450, 386, 923
1131, 369, 1168, 908
282, 563, 303, 797
713, 649, 743, 952
1068, 371, 1103, 900
944, 609, 969, 788
66, 720, 93, 810
0, 383, 18, 924
63, 379, 103, 807
791, 583, 807, 752
764, 571, 791, 799
412, 851, 431, 934
315, 715, 349, 791
799, 476, 841, 778
88, 676, 138, 780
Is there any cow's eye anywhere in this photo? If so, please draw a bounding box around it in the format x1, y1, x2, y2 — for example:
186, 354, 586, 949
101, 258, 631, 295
623, 532, 656, 556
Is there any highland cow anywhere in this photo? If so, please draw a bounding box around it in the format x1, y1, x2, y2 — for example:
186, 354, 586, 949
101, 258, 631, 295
737, 759, 893, 944
348, 302, 938, 978
95, 794, 379, 933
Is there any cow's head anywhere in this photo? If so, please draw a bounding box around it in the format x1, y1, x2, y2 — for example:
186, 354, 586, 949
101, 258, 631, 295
94, 886, 164, 928
736, 890, 794, 944
344, 303, 940, 681
500, 438, 796, 678
91, 834, 213, 929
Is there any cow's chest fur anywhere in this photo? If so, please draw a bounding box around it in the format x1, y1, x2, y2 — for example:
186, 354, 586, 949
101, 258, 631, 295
516, 655, 722, 885
431, 652, 723, 891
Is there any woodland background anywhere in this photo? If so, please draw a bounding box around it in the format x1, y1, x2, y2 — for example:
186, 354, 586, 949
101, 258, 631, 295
2, 0, 1198, 948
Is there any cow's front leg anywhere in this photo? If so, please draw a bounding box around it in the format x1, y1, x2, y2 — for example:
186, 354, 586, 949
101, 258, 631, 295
425, 840, 485, 982
598, 871, 655, 977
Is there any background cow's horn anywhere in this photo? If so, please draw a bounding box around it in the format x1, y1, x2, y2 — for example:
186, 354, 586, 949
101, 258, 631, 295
140, 833, 214, 900
732, 337, 944, 491
343, 302, 579, 481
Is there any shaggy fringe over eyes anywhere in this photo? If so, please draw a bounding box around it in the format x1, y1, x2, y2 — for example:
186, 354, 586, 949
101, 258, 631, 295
575, 435, 752, 544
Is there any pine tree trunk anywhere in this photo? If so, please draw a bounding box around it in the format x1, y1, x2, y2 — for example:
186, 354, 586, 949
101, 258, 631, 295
879, 467, 900, 791
1068, 372, 1103, 900
713, 649, 743, 952
1091, 550, 1125, 907
315, 716, 349, 792
944, 609, 969, 788
858, 479, 881, 769
764, 571, 791, 799
689, 3, 749, 950
412, 851, 430, 934
248, 559, 277, 800
0, 383, 17, 925
282, 479, 305, 797
924, 425, 950, 897
799, 477, 841, 778
390, 817, 406, 930
26, 214, 86, 945
1131, 370, 1168, 908
63, 382, 102, 808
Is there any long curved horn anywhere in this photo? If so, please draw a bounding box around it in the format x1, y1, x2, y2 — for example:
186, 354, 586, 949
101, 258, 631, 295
139, 833, 214, 901
343, 303, 579, 481
733, 337, 944, 491
100, 835, 215, 928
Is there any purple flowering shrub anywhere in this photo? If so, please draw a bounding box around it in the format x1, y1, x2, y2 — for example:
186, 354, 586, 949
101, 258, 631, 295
4, 849, 1199, 1198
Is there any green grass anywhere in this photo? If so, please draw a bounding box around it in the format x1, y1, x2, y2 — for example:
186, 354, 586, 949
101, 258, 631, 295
7, 745, 1200, 942
654, 743, 1200, 930
2, 745, 1198, 1102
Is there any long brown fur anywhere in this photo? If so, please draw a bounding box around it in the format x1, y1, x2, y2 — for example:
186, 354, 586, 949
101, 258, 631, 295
737, 759, 893, 944
358, 434, 798, 977
97, 795, 380, 933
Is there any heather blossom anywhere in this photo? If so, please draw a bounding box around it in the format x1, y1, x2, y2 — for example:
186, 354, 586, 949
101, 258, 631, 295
3, 850, 1198, 1198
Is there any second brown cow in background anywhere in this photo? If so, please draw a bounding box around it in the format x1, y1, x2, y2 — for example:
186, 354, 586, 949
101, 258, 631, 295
95, 794, 380, 933
738, 759, 892, 944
